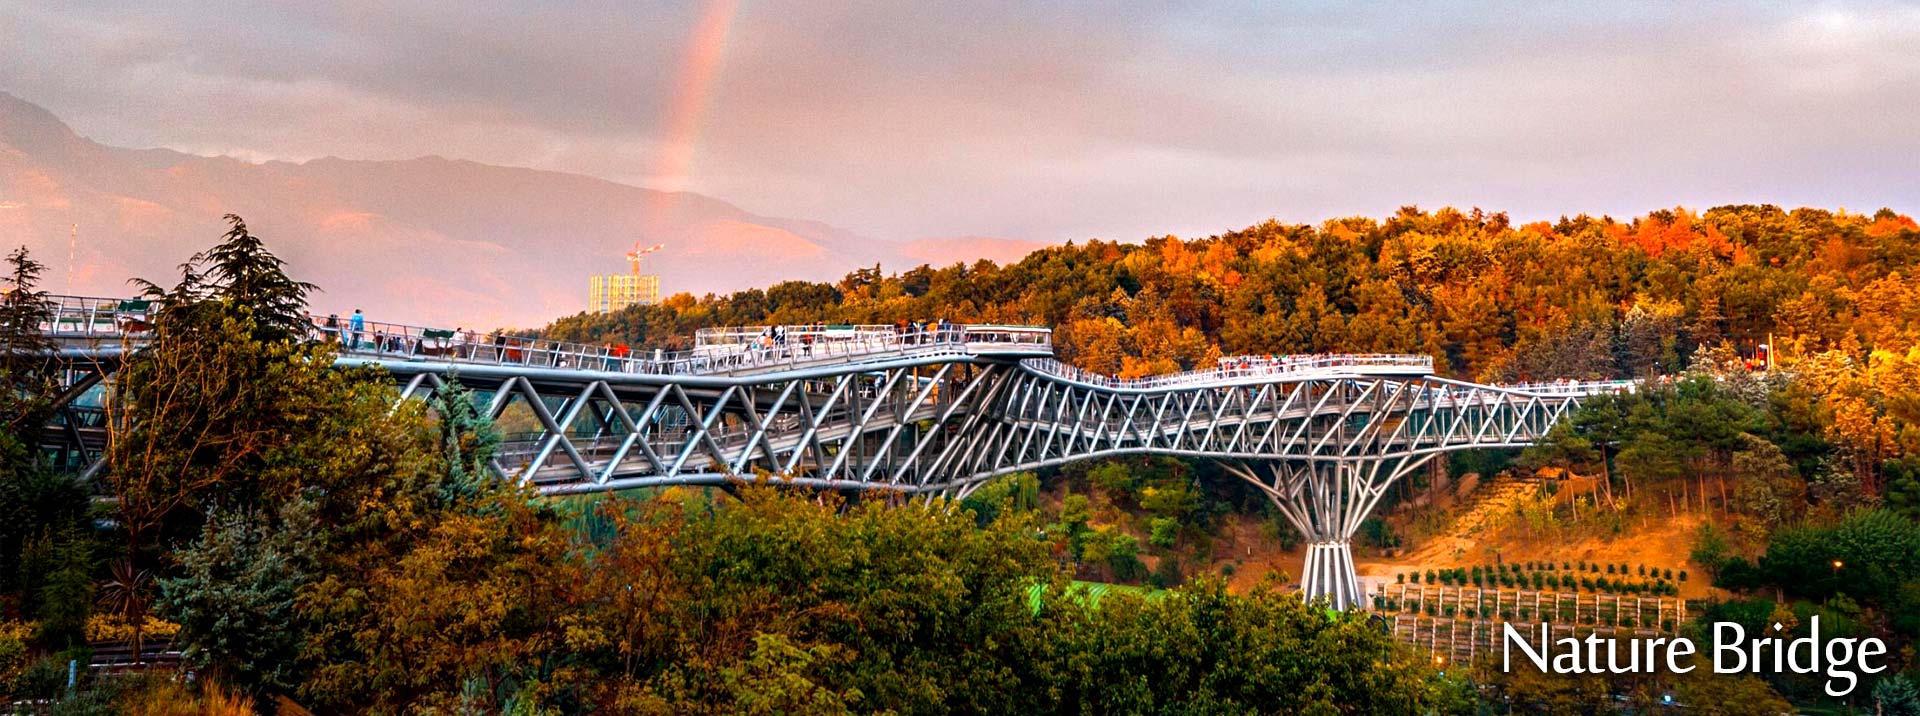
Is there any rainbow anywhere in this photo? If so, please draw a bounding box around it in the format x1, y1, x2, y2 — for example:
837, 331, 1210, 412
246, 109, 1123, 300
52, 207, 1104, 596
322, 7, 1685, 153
645, 0, 740, 231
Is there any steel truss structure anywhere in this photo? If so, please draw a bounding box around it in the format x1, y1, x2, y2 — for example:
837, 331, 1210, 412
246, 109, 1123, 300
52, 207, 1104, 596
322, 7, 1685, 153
35, 296, 1630, 609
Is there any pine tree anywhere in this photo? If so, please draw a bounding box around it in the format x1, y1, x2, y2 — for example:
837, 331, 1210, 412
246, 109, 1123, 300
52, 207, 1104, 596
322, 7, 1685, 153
203, 215, 318, 339
0, 246, 54, 357
1877, 674, 1920, 716
0, 246, 57, 444
426, 378, 501, 505
137, 215, 317, 341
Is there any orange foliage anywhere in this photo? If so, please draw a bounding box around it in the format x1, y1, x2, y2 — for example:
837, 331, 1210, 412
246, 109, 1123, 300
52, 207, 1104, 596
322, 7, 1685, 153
1867, 214, 1919, 238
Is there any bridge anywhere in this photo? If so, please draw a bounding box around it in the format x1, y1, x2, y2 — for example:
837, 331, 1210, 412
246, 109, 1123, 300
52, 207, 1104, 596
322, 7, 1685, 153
32, 295, 1632, 609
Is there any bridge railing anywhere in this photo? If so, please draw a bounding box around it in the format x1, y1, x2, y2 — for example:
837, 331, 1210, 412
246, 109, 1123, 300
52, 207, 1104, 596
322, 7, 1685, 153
1025, 353, 1436, 389
39, 295, 155, 337
1404, 379, 1638, 408
312, 319, 992, 375
1497, 379, 1639, 396
39, 294, 1052, 377
666, 323, 1051, 374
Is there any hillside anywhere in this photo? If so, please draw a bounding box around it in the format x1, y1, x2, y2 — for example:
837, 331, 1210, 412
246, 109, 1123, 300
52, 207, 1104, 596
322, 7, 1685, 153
542, 203, 1920, 382
0, 92, 1044, 327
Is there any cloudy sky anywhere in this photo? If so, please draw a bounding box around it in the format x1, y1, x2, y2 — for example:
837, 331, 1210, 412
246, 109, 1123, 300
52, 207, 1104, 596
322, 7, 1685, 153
5, 1, 1918, 244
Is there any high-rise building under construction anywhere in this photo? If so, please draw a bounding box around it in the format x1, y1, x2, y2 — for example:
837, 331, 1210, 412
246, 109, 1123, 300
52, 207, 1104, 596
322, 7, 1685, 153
589, 243, 664, 313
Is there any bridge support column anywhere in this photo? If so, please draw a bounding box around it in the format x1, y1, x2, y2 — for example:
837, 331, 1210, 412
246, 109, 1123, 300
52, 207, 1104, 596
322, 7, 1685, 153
1291, 459, 1363, 609
1224, 457, 1431, 611
1301, 540, 1361, 610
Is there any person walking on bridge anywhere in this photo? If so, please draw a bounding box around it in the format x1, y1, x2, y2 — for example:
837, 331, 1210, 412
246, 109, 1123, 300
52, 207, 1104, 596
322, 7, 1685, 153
348, 309, 365, 349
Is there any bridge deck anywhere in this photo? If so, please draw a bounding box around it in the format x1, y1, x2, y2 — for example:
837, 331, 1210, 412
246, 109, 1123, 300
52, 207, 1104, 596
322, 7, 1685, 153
39, 294, 1490, 390
35, 294, 1641, 610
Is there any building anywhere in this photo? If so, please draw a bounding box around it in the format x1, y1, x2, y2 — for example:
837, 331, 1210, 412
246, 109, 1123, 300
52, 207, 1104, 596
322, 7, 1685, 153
589, 242, 665, 314
588, 272, 660, 313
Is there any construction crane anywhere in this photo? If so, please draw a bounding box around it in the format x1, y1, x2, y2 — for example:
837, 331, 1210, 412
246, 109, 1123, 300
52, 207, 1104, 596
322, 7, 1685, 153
626, 242, 665, 276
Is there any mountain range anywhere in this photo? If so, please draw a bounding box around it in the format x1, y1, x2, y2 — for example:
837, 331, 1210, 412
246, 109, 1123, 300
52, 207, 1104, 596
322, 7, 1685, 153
0, 92, 1045, 328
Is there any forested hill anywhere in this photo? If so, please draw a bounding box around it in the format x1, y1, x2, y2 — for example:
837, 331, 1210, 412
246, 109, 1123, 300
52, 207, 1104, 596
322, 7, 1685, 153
541, 205, 1920, 382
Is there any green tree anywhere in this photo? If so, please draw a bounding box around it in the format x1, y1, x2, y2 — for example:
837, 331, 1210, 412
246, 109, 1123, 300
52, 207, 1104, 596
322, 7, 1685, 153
160, 501, 319, 695
0, 246, 57, 450
1730, 435, 1803, 533
1571, 392, 1633, 500
1877, 674, 1920, 716
296, 382, 568, 714
0, 464, 89, 602
108, 217, 329, 560
1885, 457, 1920, 520
159, 215, 318, 341
1148, 517, 1179, 548
23, 529, 93, 648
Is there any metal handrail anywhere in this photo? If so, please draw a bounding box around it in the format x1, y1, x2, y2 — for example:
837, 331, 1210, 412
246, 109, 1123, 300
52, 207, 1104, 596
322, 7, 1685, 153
1496, 379, 1639, 396
35, 294, 1054, 377
33, 294, 1642, 395
1024, 353, 1436, 389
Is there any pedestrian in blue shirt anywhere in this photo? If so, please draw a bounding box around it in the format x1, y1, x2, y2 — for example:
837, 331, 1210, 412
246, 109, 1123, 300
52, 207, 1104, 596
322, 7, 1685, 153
349, 309, 365, 349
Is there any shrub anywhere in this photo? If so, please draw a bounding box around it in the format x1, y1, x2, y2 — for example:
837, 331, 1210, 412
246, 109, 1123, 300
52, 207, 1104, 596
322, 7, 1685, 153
1106, 534, 1147, 583
11, 655, 66, 700
1148, 517, 1180, 549
1148, 557, 1184, 589
0, 621, 31, 689
1087, 461, 1134, 494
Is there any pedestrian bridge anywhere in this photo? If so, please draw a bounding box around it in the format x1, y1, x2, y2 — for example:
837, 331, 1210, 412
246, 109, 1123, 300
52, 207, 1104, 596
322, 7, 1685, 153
35, 295, 1632, 609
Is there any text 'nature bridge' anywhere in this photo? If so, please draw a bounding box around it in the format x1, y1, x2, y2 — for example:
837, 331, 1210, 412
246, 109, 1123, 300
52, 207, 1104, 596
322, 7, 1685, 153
37, 295, 1633, 609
